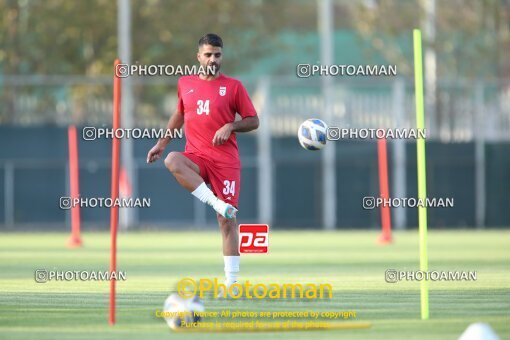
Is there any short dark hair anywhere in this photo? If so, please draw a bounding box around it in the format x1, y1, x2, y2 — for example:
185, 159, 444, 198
198, 33, 223, 48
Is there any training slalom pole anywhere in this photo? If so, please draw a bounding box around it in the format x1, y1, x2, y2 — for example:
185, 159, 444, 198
413, 29, 429, 320
377, 137, 392, 244
67, 125, 82, 248
109, 59, 122, 325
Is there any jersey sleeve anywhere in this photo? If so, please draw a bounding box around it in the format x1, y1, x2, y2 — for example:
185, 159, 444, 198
176, 78, 184, 114
235, 82, 257, 118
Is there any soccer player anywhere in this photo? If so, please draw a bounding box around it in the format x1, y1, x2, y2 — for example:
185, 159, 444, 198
146, 33, 259, 292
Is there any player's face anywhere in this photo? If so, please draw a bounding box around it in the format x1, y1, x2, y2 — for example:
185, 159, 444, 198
197, 44, 222, 75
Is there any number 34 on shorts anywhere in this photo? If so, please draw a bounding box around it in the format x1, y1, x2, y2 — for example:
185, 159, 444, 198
222, 180, 236, 196
208, 165, 240, 207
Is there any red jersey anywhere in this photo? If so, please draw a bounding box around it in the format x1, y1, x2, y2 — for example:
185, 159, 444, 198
176, 73, 257, 168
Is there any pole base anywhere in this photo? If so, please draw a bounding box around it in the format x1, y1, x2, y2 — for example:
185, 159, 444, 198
377, 233, 393, 245
67, 236, 83, 248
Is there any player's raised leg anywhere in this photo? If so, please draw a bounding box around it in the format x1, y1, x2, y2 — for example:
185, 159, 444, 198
164, 152, 237, 219
164, 152, 202, 191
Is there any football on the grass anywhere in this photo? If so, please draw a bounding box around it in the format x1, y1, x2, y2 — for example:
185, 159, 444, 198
162, 293, 204, 330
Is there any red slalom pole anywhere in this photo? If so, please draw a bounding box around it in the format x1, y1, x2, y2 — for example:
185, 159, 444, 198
377, 138, 393, 244
109, 59, 122, 325
67, 125, 82, 248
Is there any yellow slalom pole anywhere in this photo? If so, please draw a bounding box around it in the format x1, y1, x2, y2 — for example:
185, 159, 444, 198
413, 29, 429, 320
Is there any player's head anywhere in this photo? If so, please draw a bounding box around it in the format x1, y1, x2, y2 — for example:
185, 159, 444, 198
197, 33, 223, 75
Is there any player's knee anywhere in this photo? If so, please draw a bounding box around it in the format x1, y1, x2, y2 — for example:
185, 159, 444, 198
164, 152, 181, 174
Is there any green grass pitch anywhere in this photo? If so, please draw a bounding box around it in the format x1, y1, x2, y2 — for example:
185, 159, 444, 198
1, 230, 509, 339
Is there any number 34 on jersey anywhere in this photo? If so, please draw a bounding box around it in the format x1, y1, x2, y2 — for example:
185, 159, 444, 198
196, 99, 210, 115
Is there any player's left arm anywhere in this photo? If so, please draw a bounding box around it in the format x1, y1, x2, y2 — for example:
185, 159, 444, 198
212, 116, 259, 146
230, 116, 259, 132
213, 82, 259, 146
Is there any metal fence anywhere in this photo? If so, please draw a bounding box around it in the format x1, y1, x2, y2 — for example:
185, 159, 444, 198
3, 76, 509, 140
1, 75, 509, 229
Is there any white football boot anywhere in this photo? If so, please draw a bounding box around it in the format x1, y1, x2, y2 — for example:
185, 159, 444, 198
212, 199, 237, 219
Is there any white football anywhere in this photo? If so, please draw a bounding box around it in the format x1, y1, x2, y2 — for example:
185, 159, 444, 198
163, 293, 204, 330
298, 118, 328, 150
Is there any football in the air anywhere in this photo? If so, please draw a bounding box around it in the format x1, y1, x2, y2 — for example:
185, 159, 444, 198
297, 118, 328, 150
162, 293, 204, 330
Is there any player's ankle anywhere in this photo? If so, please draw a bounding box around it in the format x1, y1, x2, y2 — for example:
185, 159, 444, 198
212, 199, 237, 219
224, 256, 240, 284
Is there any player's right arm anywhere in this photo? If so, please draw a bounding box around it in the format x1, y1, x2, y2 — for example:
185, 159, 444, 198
146, 110, 184, 163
